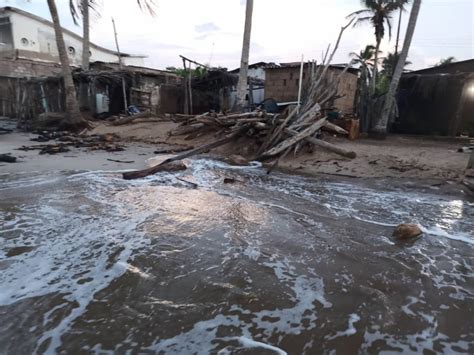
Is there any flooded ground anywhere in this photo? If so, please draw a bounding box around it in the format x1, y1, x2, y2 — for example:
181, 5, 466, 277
0, 159, 473, 354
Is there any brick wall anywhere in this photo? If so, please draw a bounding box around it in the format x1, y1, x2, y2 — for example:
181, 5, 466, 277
265, 66, 358, 114
0, 56, 61, 78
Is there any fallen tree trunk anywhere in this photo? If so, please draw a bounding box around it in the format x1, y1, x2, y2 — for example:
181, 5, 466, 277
123, 127, 248, 180
285, 129, 356, 159
112, 111, 153, 126
123, 161, 187, 180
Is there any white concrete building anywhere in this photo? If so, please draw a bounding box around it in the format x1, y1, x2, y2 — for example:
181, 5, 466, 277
229, 62, 271, 108
0, 6, 145, 67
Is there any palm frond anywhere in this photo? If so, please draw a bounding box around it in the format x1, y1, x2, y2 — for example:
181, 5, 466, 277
137, 0, 157, 16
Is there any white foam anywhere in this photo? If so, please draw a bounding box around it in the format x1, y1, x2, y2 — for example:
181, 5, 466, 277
421, 225, 474, 245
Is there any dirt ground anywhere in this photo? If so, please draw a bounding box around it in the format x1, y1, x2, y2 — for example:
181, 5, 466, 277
90, 119, 472, 182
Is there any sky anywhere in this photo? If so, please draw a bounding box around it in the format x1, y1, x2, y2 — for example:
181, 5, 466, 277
1, 0, 473, 71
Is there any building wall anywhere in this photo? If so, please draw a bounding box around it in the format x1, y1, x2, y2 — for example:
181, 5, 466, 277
0, 9, 143, 67
0, 56, 62, 78
265, 66, 358, 114
395, 73, 474, 136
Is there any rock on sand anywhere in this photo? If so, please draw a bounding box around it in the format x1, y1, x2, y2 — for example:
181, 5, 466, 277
393, 223, 423, 240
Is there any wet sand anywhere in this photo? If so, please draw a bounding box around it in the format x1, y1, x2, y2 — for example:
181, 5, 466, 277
2, 118, 472, 194
90, 120, 471, 182
1, 131, 158, 174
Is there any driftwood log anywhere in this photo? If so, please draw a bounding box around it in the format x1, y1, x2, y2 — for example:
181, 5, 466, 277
123, 127, 248, 180
123, 161, 187, 180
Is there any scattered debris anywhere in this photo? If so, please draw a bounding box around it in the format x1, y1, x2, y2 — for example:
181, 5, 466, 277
153, 146, 194, 154
458, 146, 473, 153
223, 177, 236, 184
6, 246, 36, 257
176, 177, 198, 189
0, 154, 17, 163
17, 132, 125, 155
0, 127, 13, 135
107, 158, 135, 163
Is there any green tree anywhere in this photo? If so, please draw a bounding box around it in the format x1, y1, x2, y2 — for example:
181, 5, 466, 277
348, 0, 409, 93
351, 45, 377, 132
435, 56, 456, 67
381, 52, 411, 78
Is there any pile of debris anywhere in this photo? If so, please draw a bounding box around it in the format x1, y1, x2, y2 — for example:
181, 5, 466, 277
124, 22, 357, 180
17, 132, 125, 155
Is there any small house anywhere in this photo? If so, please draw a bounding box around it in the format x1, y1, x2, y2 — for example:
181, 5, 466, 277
395, 59, 474, 136
264, 62, 359, 114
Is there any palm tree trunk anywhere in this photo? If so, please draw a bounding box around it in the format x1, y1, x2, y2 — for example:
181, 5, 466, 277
395, 8, 403, 55
80, 0, 90, 110
46, 0, 86, 131
371, 38, 381, 94
81, 0, 90, 69
233, 0, 253, 111
375, 0, 422, 134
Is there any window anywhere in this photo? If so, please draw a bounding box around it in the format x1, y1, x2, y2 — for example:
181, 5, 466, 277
289, 73, 293, 80
68, 46, 76, 56
283, 79, 287, 86
296, 79, 299, 87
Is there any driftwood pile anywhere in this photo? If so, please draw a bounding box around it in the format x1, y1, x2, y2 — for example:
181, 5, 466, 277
124, 21, 357, 180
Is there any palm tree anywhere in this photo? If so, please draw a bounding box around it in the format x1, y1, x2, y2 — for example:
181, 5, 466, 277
351, 45, 376, 132
348, 0, 409, 93
381, 52, 411, 78
69, 0, 156, 70
375, 0, 422, 134
233, 0, 253, 111
351, 44, 377, 69
435, 56, 456, 67
46, 0, 88, 131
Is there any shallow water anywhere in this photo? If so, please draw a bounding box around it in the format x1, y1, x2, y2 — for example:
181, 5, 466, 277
0, 159, 473, 354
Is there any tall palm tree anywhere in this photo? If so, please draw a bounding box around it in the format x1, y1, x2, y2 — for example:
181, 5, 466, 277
375, 0, 422, 134
233, 0, 253, 111
348, 0, 409, 93
69, 0, 156, 70
46, 0, 88, 131
351, 45, 376, 132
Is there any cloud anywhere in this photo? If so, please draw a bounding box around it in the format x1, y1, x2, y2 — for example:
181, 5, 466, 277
194, 34, 210, 41
195, 22, 220, 33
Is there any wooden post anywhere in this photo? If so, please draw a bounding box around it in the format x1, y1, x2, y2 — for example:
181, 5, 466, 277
297, 54, 304, 114
468, 151, 474, 170
188, 62, 193, 115
112, 18, 128, 113
182, 57, 189, 114
248, 81, 254, 108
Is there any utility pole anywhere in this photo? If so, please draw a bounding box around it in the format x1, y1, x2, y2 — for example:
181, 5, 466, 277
112, 17, 128, 113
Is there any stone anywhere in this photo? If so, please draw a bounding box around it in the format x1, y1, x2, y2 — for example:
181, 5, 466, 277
393, 223, 422, 240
